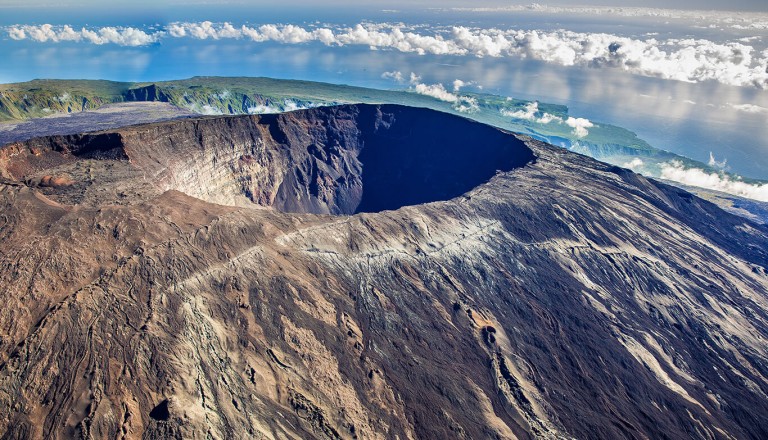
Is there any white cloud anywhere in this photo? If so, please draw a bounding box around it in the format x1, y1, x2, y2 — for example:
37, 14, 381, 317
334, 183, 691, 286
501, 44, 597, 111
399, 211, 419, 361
196, 104, 223, 115
728, 103, 768, 113
501, 102, 560, 123
501, 102, 594, 137
168, 21, 245, 40
167, 23, 187, 38
565, 117, 594, 138
408, 79, 478, 113
537, 112, 561, 124
6, 21, 768, 88
245, 99, 313, 114
381, 70, 404, 82
660, 161, 768, 202
623, 158, 645, 171
708, 152, 728, 170
6, 24, 161, 46
501, 101, 540, 120
247, 104, 279, 114
8, 26, 25, 40
412, 82, 459, 102
452, 79, 476, 92
451, 5, 768, 32
84, 27, 160, 46
283, 99, 305, 112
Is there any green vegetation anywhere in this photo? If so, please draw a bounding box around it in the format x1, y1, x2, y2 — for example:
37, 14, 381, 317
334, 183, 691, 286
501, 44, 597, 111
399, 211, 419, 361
0, 76, 727, 177
0, 79, 132, 120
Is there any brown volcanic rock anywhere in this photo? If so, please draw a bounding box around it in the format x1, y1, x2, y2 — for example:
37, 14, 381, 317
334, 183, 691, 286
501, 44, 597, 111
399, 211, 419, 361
0, 104, 767, 439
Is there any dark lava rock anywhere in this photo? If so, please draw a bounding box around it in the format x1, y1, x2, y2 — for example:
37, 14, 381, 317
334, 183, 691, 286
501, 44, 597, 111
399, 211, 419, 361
0, 104, 766, 439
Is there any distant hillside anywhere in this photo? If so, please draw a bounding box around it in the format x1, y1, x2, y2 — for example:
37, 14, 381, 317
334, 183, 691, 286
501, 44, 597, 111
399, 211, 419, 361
0, 76, 758, 189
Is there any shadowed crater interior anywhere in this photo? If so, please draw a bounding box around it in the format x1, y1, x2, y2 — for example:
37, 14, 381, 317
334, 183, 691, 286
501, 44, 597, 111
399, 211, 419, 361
266, 104, 536, 215
149, 399, 170, 421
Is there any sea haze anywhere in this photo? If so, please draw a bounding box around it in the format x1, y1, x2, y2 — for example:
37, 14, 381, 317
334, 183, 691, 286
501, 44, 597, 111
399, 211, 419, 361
1, 3, 766, 179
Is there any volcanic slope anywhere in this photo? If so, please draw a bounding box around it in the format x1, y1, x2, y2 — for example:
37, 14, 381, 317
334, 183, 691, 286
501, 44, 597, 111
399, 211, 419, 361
0, 104, 767, 440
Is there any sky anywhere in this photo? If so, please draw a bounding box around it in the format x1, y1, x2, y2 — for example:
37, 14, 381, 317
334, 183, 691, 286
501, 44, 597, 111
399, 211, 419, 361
2, 0, 767, 11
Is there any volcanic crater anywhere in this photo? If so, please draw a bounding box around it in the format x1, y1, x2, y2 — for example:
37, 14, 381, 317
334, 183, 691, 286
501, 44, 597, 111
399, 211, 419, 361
0, 104, 535, 214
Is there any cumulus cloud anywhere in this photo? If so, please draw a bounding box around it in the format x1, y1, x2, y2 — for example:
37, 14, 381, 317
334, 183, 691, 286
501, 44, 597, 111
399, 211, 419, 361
565, 117, 594, 138
7, 24, 161, 46
538, 112, 562, 124
660, 161, 768, 202
7, 21, 768, 88
7, 26, 25, 40
379, 71, 479, 113
412, 82, 459, 102
500, 101, 594, 137
452, 79, 477, 92
410, 81, 479, 113
500, 101, 560, 122
167, 21, 240, 40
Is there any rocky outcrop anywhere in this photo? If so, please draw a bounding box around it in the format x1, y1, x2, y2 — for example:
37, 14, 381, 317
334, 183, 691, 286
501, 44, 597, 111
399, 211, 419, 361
0, 104, 767, 439
122, 84, 170, 103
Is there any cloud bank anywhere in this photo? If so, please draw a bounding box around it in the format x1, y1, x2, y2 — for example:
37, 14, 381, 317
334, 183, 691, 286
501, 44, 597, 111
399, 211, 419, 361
451, 4, 768, 31
620, 157, 768, 202
728, 103, 768, 113
6, 22, 768, 88
660, 161, 768, 202
246, 99, 316, 114
7, 24, 161, 46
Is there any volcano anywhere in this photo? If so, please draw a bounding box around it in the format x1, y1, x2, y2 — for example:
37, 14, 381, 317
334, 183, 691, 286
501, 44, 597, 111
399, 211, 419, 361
0, 104, 767, 439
